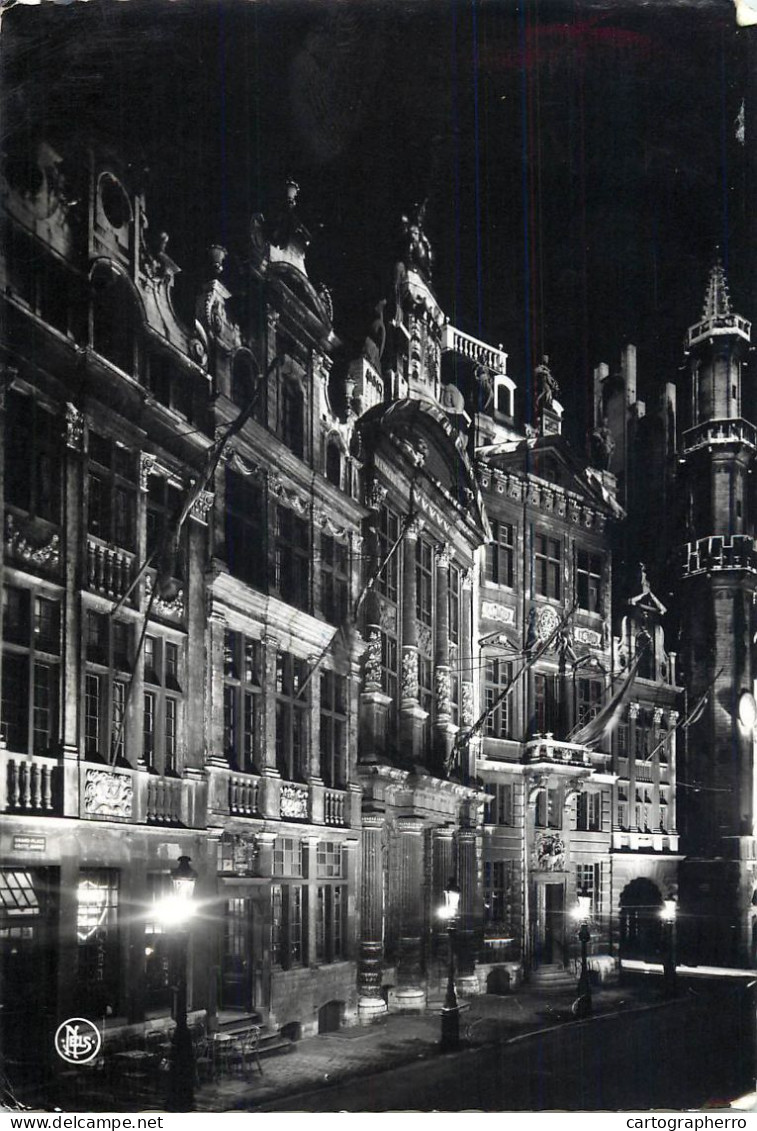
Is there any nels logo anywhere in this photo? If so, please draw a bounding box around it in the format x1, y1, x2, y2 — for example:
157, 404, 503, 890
54, 1018, 102, 1065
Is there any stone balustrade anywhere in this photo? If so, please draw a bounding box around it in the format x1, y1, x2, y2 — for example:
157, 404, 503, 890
681, 417, 757, 454
679, 534, 757, 577
86, 537, 134, 600
228, 773, 260, 817
146, 775, 183, 824
523, 736, 595, 766
1, 750, 61, 814
323, 787, 348, 827
441, 323, 507, 374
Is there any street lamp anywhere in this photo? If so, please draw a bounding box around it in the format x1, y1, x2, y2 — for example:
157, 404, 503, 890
573, 889, 593, 1018
660, 894, 677, 998
438, 879, 461, 1051
160, 855, 198, 1112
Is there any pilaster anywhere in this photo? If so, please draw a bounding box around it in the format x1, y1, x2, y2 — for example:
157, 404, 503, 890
393, 816, 426, 1011
358, 813, 388, 1022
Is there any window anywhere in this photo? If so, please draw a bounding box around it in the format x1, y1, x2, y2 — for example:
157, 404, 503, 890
484, 659, 512, 739
415, 539, 433, 626
576, 863, 602, 916
325, 442, 342, 488
616, 721, 628, 757
1, 587, 60, 755
380, 630, 398, 701
534, 672, 559, 735
316, 842, 343, 878
273, 837, 304, 877
84, 611, 131, 762
320, 671, 347, 788
377, 507, 400, 602
636, 632, 654, 680
634, 712, 649, 760
448, 564, 460, 644
143, 634, 184, 773
271, 883, 304, 969
77, 869, 120, 1014
144, 873, 172, 1011
536, 787, 561, 829
275, 653, 310, 781
315, 884, 345, 963
225, 471, 266, 591
4, 391, 61, 524
483, 860, 515, 928
485, 522, 515, 587
484, 782, 513, 826
576, 550, 602, 613
281, 380, 304, 458
321, 535, 348, 625
223, 631, 262, 773
92, 271, 137, 375
231, 352, 262, 418
145, 475, 185, 583
576, 677, 602, 729
576, 790, 602, 832
534, 534, 561, 600
275, 507, 310, 611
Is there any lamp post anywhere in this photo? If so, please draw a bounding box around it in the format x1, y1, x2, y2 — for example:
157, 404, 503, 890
573, 889, 593, 1018
438, 879, 461, 1051
160, 855, 198, 1112
660, 895, 677, 998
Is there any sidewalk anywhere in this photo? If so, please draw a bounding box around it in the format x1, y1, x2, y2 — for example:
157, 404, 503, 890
194, 981, 659, 1112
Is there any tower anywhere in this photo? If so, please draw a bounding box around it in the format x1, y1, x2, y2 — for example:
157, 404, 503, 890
677, 260, 756, 965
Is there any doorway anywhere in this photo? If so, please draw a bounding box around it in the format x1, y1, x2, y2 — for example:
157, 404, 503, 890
220, 897, 255, 1012
543, 883, 565, 964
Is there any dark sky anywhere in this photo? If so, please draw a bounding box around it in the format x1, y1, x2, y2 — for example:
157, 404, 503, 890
1, 0, 749, 447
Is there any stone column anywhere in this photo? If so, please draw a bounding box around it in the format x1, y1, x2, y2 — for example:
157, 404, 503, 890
259, 635, 281, 819
393, 816, 426, 1011
62, 403, 84, 814
431, 826, 455, 970
456, 823, 480, 994
360, 484, 392, 763
628, 701, 640, 829
358, 814, 388, 1022
400, 516, 427, 763
666, 709, 679, 833
458, 568, 476, 779
433, 546, 456, 776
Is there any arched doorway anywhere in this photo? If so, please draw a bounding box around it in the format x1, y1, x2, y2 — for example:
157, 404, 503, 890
619, 877, 663, 960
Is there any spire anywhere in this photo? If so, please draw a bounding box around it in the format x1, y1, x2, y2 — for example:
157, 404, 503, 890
701, 255, 732, 320
686, 255, 751, 351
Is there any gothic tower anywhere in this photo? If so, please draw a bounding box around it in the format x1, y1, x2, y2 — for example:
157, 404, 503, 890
677, 260, 756, 965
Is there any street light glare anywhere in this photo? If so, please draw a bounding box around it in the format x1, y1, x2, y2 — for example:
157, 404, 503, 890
157, 893, 196, 927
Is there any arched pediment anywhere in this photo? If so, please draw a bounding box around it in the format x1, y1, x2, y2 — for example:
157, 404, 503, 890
267, 262, 332, 332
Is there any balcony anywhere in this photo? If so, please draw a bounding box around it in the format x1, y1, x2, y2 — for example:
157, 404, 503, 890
523, 736, 599, 768
86, 536, 135, 601
681, 418, 757, 454
228, 773, 260, 818
441, 323, 507, 374
79, 763, 203, 826
679, 534, 757, 577
145, 775, 183, 824
687, 312, 750, 348
1, 750, 62, 815
323, 788, 348, 827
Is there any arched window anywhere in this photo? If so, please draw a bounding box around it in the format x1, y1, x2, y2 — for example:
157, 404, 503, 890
281, 381, 304, 458
325, 441, 342, 488
231, 352, 257, 410
636, 631, 654, 681
92, 267, 138, 376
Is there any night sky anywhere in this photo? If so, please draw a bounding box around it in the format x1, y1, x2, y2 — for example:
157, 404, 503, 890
1, 0, 749, 448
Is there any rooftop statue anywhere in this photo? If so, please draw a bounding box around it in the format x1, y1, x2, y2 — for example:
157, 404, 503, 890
362, 298, 387, 369
590, 417, 615, 471
401, 198, 433, 280
534, 354, 559, 417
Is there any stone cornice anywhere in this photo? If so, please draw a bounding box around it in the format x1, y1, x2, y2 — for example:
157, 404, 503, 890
476, 464, 609, 532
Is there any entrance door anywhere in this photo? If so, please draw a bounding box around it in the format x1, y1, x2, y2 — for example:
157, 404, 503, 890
220, 897, 254, 1012
544, 883, 565, 965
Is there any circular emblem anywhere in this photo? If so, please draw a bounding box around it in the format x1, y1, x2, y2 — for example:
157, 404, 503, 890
54, 1018, 102, 1065
535, 605, 560, 642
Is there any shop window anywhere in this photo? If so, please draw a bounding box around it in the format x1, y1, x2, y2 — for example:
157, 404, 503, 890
483, 860, 515, 928
77, 869, 120, 1015
315, 885, 345, 964
271, 883, 304, 969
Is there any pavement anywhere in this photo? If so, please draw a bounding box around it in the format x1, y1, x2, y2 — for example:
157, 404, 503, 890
191, 980, 660, 1112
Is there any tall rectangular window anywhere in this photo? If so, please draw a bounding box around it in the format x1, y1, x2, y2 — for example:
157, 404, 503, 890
377, 507, 399, 602
88, 433, 137, 552
576, 863, 602, 915
321, 535, 348, 625
223, 631, 262, 773
484, 782, 514, 826
448, 564, 460, 644
145, 476, 185, 583
141, 634, 183, 774
576, 550, 602, 613
1, 587, 60, 755
271, 883, 305, 969
380, 631, 398, 701
320, 671, 347, 788
225, 471, 266, 590
415, 538, 433, 625
576, 790, 602, 832
84, 611, 131, 761
275, 653, 310, 781
576, 677, 603, 729
315, 884, 346, 964
484, 659, 512, 739
483, 860, 515, 928
275, 507, 310, 612
534, 534, 561, 599
485, 522, 515, 587
4, 391, 61, 524
534, 672, 559, 735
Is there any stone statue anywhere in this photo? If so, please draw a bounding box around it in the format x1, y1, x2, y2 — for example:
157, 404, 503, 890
534, 354, 559, 416
591, 417, 615, 470
475, 362, 494, 412
401, 199, 434, 280
362, 299, 386, 369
